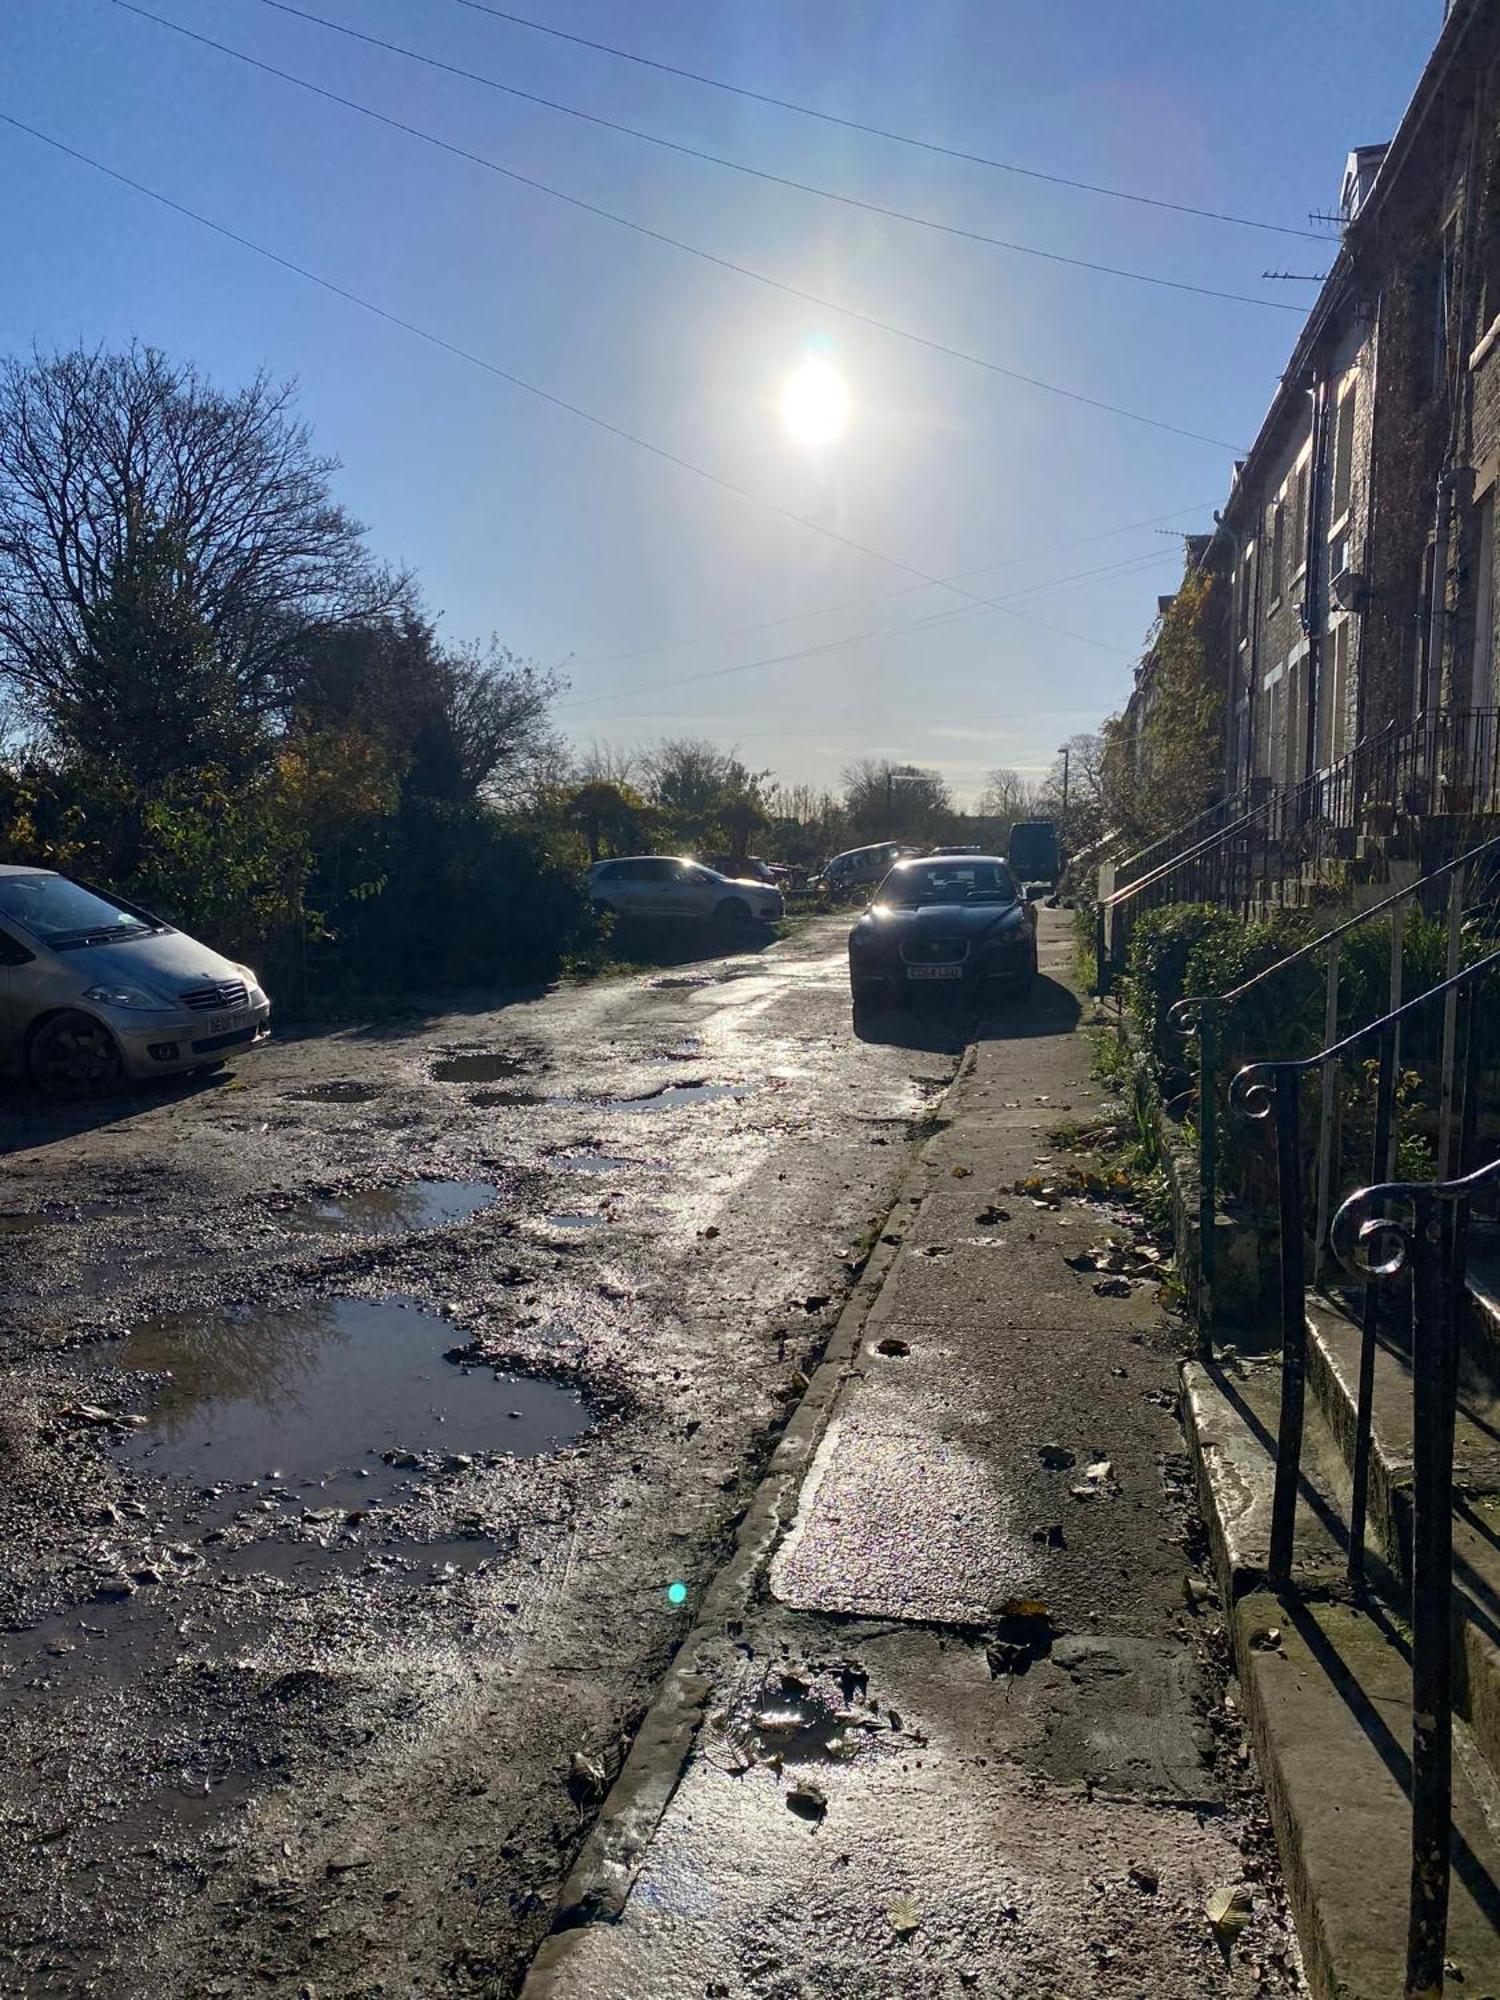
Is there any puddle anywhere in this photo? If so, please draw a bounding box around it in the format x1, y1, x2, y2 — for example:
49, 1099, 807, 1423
550, 1152, 635, 1174
285, 1079, 384, 1104
113, 1297, 591, 1498
281, 1180, 498, 1237
547, 1212, 607, 1231
613, 1079, 755, 1111
434, 1050, 543, 1084
728, 1671, 881, 1768
471, 1087, 550, 1108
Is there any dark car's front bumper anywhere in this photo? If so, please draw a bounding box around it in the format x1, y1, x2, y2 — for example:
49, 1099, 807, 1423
849, 933, 1031, 998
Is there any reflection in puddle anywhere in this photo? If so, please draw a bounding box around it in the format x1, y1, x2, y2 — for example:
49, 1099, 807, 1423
283, 1180, 498, 1237
547, 1212, 607, 1231
550, 1153, 635, 1174
115, 1298, 591, 1492
434, 1050, 541, 1084
615, 1080, 754, 1111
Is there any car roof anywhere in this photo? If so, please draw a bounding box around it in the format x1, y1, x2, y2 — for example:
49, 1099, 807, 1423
0, 864, 57, 878
888, 853, 1009, 868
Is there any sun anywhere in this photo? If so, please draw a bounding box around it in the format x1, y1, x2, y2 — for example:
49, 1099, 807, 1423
779, 357, 851, 448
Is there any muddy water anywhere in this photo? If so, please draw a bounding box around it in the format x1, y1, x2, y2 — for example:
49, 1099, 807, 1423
614, 1080, 756, 1111
283, 1180, 498, 1236
114, 1298, 590, 1495
433, 1050, 539, 1084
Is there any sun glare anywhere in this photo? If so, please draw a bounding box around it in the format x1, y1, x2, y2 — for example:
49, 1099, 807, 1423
779, 357, 851, 448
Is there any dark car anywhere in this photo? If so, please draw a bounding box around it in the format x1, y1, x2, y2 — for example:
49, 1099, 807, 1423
847, 854, 1037, 1008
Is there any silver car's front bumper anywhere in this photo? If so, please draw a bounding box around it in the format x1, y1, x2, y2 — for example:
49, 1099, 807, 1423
109, 999, 273, 1078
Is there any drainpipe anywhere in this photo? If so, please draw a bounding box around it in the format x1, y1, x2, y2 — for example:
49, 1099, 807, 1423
1302, 374, 1331, 782
1425, 469, 1456, 722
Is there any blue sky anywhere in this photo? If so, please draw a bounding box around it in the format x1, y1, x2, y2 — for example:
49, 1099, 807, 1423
0, 0, 1440, 800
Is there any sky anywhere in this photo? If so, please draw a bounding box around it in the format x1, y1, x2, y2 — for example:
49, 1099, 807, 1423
0, 0, 1442, 803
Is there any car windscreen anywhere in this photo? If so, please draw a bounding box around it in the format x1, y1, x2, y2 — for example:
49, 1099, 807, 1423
878, 861, 1017, 907
0, 875, 161, 947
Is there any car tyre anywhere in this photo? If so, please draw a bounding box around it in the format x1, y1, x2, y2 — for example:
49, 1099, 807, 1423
27, 1010, 126, 1097
715, 897, 752, 926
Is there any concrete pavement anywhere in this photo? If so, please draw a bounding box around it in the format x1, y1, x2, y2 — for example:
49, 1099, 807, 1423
524, 911, 1304, 1999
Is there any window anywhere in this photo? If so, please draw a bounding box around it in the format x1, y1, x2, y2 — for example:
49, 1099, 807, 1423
0, 927, 35, 968
1270, 501, 1287, 601
1237, 540, 1256, 642
1331, 382, 1357, 525
1472, 491, 1496, 710
1321, 620, 1352, 766
1290, 457, 1310, 577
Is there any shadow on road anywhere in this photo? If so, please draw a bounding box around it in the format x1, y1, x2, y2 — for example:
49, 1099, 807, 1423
852, 975, 1082, 1051
0, 1067, 232, 1155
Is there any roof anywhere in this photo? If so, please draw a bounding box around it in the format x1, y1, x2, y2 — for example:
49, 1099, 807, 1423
0, 864, 56, 877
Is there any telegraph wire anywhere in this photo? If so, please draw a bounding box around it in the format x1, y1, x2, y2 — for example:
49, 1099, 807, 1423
87, 9, 1252, 451
0, 111, 1199, 647
453, 0, 1325, 240
234, 0, 1303, 314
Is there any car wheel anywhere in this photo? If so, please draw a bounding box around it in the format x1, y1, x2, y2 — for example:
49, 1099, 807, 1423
715, 897, 752, 926
27, 1010, 125, 1097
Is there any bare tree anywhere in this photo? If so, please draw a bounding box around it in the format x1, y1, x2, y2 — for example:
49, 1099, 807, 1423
0, 345, 399, 771
572, 739, 638, 787
842, 758, 952, 839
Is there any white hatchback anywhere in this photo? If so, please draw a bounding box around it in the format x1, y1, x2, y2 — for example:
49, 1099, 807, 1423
588, 857, 784, 926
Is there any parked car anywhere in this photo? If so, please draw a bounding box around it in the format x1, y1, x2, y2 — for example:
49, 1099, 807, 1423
588, 856, 784, 925
846, 854, 1037, 1006
705, 854, 785, 887
0, 867, 271, 1095
816, 841, 914, 899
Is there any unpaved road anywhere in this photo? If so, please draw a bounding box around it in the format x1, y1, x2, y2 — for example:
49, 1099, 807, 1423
0, 916, 970, 1997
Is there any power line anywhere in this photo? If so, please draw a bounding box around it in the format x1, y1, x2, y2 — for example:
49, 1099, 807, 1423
0, 110, 1168, 655
556, 546, 1178, 715
571, 501, 1212, 666
92, 6, 1251, 451
453, 0, 1324, 241
238, 0, 1301, 316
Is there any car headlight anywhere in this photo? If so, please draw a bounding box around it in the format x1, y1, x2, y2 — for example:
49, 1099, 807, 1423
84, 984, 163, 1011
233, 963, 266, 999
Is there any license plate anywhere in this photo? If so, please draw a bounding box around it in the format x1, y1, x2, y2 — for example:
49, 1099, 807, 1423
208, 1010, 253, 1036
907, 965, 962, 980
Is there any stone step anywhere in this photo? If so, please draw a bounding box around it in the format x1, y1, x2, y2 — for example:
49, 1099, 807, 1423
1184, 1359, 1500, 1999
1303, 1295, 1500, 1779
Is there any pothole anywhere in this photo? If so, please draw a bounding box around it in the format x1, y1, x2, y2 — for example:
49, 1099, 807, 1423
284, 1079, 384, 1104
549, 1152, 636, 1174
546, 1212, 607, 1231
433, 1049, 546, 1084
113, 1297, 592, 1503
278, 1180, 499, 1237
611, 1080, 756, 1111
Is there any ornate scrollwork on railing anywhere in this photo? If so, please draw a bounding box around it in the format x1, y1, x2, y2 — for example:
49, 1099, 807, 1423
1329, 1183, 1420, 1282
1168, 995, 1206, 1040
1228, 1061, 1281, 1123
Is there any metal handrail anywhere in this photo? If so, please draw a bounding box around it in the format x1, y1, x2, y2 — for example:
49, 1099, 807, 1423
1111, 789, 1246, 887
1171, 825, 1500, 1323
1101, 793, 1274, 911
1329, 1155, 1500, 1999
1229, 946, 1500, 1597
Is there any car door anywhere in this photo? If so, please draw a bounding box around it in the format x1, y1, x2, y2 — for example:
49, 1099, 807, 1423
0, 924, 38, 1072
611, 859, 658, 916
675, 864, 719, 919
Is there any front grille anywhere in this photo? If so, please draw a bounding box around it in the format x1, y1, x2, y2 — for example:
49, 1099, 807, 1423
899, 936, 968, 966
179, 979, 248, 1012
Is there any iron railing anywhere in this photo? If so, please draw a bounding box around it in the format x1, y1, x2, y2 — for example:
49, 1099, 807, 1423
1111, 790, 1249, 893
1229, 945, 1499, 1584
1333, 1158, 1500, 1998
1172, 826, 1500, 1320
1232, 967, 1499, 2000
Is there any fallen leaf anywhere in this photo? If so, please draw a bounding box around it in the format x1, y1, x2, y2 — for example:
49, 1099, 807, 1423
886, 1893, 921, 1938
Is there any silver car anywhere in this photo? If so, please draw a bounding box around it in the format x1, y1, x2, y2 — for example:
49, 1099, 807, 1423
587, 856, 784, 925
0, 867, 271, 1094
